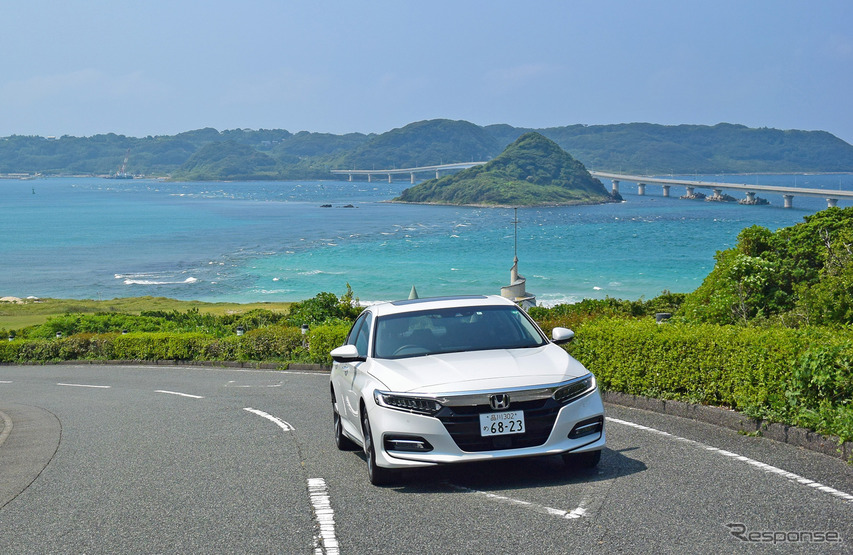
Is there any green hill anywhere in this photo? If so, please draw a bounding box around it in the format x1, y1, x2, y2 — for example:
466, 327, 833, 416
489, 122, 853, 174
172, 141, 283, 180
2, 120, 852, 180
329, 119, 502, 170
393, 132, 615, 206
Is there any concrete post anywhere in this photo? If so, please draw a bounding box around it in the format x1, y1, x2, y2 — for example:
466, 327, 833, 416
611, 180, 620, 194
388, 174, 392, 183
368, 173, 372, 183
686, 186, 694, 197
746, 192, 755, 203
783, 194, 793, 208
348, 173, 353, 182
662, 185, 670, 197
436, 170, 440, 179
827, 198, 838, 208
638, 183, 646, 196
410, 173, 415, 184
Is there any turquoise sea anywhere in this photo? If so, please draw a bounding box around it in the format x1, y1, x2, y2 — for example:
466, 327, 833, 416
1, 174, 852, 305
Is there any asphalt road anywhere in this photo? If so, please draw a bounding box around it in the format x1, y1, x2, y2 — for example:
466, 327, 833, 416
1, 364, 851, 554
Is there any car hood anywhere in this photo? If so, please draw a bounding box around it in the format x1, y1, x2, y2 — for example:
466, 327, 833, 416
367, 344, 589, 394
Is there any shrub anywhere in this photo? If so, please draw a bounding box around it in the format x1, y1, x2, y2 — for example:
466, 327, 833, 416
285, 286, 361, 327
111, 332, 211, 361
563, 316, 853, 442
236, 326, 304, 361
305, 323, 351, 364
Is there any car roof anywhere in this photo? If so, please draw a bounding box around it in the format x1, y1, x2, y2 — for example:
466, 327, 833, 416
368, 294, 517, 317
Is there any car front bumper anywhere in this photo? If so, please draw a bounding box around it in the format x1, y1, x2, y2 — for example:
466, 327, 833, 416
368, 389, 606, 469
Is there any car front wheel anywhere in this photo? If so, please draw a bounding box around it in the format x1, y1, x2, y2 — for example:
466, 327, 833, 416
332, 392, 358, 451
361, 408, 396, 486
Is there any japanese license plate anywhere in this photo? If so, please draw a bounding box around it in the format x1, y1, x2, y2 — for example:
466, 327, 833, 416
480, 411, 525, 437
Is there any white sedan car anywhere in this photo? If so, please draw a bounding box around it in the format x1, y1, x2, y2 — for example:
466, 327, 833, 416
329, 295, 605, 485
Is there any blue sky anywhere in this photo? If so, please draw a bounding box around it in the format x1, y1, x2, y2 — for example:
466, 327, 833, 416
2, 0, 852, 143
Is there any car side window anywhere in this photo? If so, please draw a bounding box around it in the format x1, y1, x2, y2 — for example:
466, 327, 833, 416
351, 312, 372, 358
346, 313, 367, 346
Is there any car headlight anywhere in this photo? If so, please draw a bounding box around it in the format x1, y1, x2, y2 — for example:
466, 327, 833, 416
553, 375, 596, 405
374, 391, 443, 416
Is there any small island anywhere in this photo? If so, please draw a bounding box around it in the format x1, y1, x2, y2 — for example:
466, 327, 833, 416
393, 132, 620, 207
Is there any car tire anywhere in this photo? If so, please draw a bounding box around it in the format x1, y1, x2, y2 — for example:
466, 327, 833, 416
332, 396, 358, 451
361, 408, 396, 486
562, 449, 602, 469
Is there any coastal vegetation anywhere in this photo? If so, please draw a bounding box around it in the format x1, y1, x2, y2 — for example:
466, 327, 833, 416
2, 119, 853, 180
676, 206, 853, 327
393, 132, 616, 206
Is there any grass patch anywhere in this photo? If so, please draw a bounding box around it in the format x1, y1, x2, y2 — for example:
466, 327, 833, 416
0, 296, 292, 330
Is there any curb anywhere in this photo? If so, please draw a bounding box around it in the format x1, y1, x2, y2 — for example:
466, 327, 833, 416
44, 359, 330, 372
602, 391, 853, 463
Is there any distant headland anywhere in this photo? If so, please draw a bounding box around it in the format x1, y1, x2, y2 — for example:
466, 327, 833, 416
1, 119, 852, 181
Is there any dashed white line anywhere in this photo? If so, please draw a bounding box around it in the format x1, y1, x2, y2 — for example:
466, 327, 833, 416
243, 408, 294, 431
155, 390, 204, 399
225, 380, 284, 388
607, 416, 853, 504
308, 478, 339, 555
57, 382, 111, 389
447, 482, 588, 520
0, 380, 12, 384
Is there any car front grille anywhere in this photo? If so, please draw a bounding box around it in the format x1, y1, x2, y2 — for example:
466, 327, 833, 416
435, 399, 560, 452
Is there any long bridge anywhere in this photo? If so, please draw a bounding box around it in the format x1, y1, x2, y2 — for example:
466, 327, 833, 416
330, 163, 852, 208
330, 162, 487, 183
589, 171, 853, 208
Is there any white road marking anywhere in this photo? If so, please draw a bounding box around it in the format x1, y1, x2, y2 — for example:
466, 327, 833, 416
243, 408, 294, 431
447, 482, 589, 520
0, 380, 12, 384
57, 382, 111, 389
607, 416, 853, 504
225, 380, 284, 388
308, 478, 339, 555
155, 390, 204, 399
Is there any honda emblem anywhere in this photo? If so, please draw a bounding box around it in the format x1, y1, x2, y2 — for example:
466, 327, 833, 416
489, 393, 511, 410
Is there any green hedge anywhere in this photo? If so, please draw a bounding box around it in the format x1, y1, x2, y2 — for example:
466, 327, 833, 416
305, 323, 351, 364
0, 323, 351, 366
566, 317, 853, 443
3, 312, 850, 444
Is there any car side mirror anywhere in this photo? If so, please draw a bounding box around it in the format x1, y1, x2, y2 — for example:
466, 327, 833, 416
331, 344, 365, 363
551, 327, 575, 345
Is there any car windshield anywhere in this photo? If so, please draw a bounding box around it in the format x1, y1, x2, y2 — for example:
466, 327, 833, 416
373, 305, 548, 359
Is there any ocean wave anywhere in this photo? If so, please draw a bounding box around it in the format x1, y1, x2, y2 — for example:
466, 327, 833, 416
297, 269, 345, 276
120, 276, 199, 286
536, 294, 583, 307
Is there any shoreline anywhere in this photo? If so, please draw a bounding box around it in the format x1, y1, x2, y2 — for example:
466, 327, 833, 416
4, 171, 853, 182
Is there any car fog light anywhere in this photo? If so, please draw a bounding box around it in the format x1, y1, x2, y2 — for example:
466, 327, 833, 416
569, 416, 604, 439
385, 436, 434, 452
